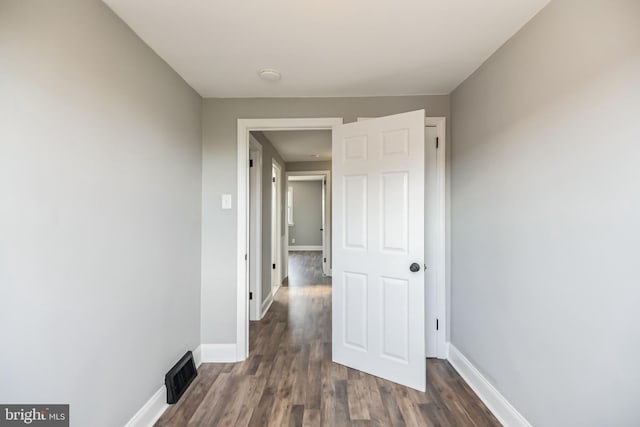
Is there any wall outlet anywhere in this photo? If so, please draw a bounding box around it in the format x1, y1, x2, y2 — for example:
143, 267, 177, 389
292, 238, 295, 243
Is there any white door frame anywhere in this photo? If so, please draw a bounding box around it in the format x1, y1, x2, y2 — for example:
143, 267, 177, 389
236, 116, 447, 361
236, 117, 343, 360
426, 117, 447, 359
358, 116, 448, 359
284, 170, 332, 277
248, 138, 263, 321
271, 160, 283, 296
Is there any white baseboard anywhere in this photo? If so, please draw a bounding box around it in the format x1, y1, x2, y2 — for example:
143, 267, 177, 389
193, 345, 203, 368
125, 346, 201, 427
448, 344, 532, 427
124, 344, 226, 427
261, 291, 274, 319
288, 245, 322, 251
200, 343, 238, 363
124, 386, 168, 427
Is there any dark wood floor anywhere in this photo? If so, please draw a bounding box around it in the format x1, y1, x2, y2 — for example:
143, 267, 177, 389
285, 251, 330, 287
156, 252, 500, 426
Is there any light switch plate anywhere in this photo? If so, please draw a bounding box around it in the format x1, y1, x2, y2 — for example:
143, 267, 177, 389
221, 194, 232, 210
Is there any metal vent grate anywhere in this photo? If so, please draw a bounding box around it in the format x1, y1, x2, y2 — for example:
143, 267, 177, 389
165, 351, 197, 404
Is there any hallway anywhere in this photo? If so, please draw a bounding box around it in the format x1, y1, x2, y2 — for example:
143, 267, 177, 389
155, 252, 499, 426
285, 251, 330, 287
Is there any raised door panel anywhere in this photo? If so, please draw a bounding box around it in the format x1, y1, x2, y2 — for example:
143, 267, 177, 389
380, 277, 410, 363
344, 272, 368, 351
343, 175, 367, 250
380, 172, 408, 253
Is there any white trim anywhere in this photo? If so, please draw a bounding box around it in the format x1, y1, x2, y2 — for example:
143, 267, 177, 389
237, 118, 343, 361
288, 245, 323, 251
359, 116, 448, 359
200, 344, 239, 363
125, 347, 204, 427
273, 281, 282, 300
260, 291, 274, 318
124, 387, 167, 427
260, 281, 283, 318
285, 169, 332, 277
193, 345, 203, 368
356, 117, 451, 359
271, 161, 283, 297
288, 175, 325, 181
237, 120, 249, 361
287, 185, 294, 226
448, 345, 532, 427
249, 139, 263, 321
426, 117, 448, 359
323, 173, 332, 276
281, 234, 288, 282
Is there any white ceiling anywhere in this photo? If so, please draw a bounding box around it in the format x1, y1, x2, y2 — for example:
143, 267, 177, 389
102, 0, 550, 97
261, 130, 332, 162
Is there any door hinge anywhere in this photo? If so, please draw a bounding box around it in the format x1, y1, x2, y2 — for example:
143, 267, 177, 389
436, 318, 439, 331
249, 159, 253, 167
245, 254, 247, 261
249, 292, 253, 300
436, 137, 439, 149
272, 263, 276, 269
324, 257, 327, 262
272, 177, 276, 183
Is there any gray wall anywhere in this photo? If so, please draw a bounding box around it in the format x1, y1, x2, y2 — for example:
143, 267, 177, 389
201, 95, 449, 343
0, 1, 202, 426
286, 160, 332, 172
288, 181, 323, 247
450, 1, 640, 426
250, 132, 286, 304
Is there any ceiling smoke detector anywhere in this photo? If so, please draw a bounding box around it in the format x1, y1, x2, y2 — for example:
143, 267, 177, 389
258, 68, 281, 82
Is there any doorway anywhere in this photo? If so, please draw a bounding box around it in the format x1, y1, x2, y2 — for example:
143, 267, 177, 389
236, 116, 448, 379
285, 171, 332, 278
236, 118, 343, 360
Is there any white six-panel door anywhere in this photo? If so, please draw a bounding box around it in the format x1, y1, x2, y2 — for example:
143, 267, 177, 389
332, 110, 426, 391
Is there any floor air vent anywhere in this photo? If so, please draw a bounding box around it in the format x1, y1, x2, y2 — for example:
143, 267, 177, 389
165, 351, 197, 404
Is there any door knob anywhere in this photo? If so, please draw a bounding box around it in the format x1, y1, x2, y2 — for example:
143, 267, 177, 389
409, 263, 421, 272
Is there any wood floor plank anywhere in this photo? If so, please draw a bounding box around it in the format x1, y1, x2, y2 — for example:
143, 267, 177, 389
291, 344, 309, 406
377, 379, 407, 427
289, 404, 305, 427
246, 386, 276, 427
347, 380, 371, 420
333, 379, 351, 425
393, 382, 426, 427
320, 374, 336, 425
362, 374, 393, 427
267, 349, 297, 427
154, 251, 501, 427
186, 373, 232, 426
232, 376, 267, 427
302, 409, 320, 427
215, 375, 253, 427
